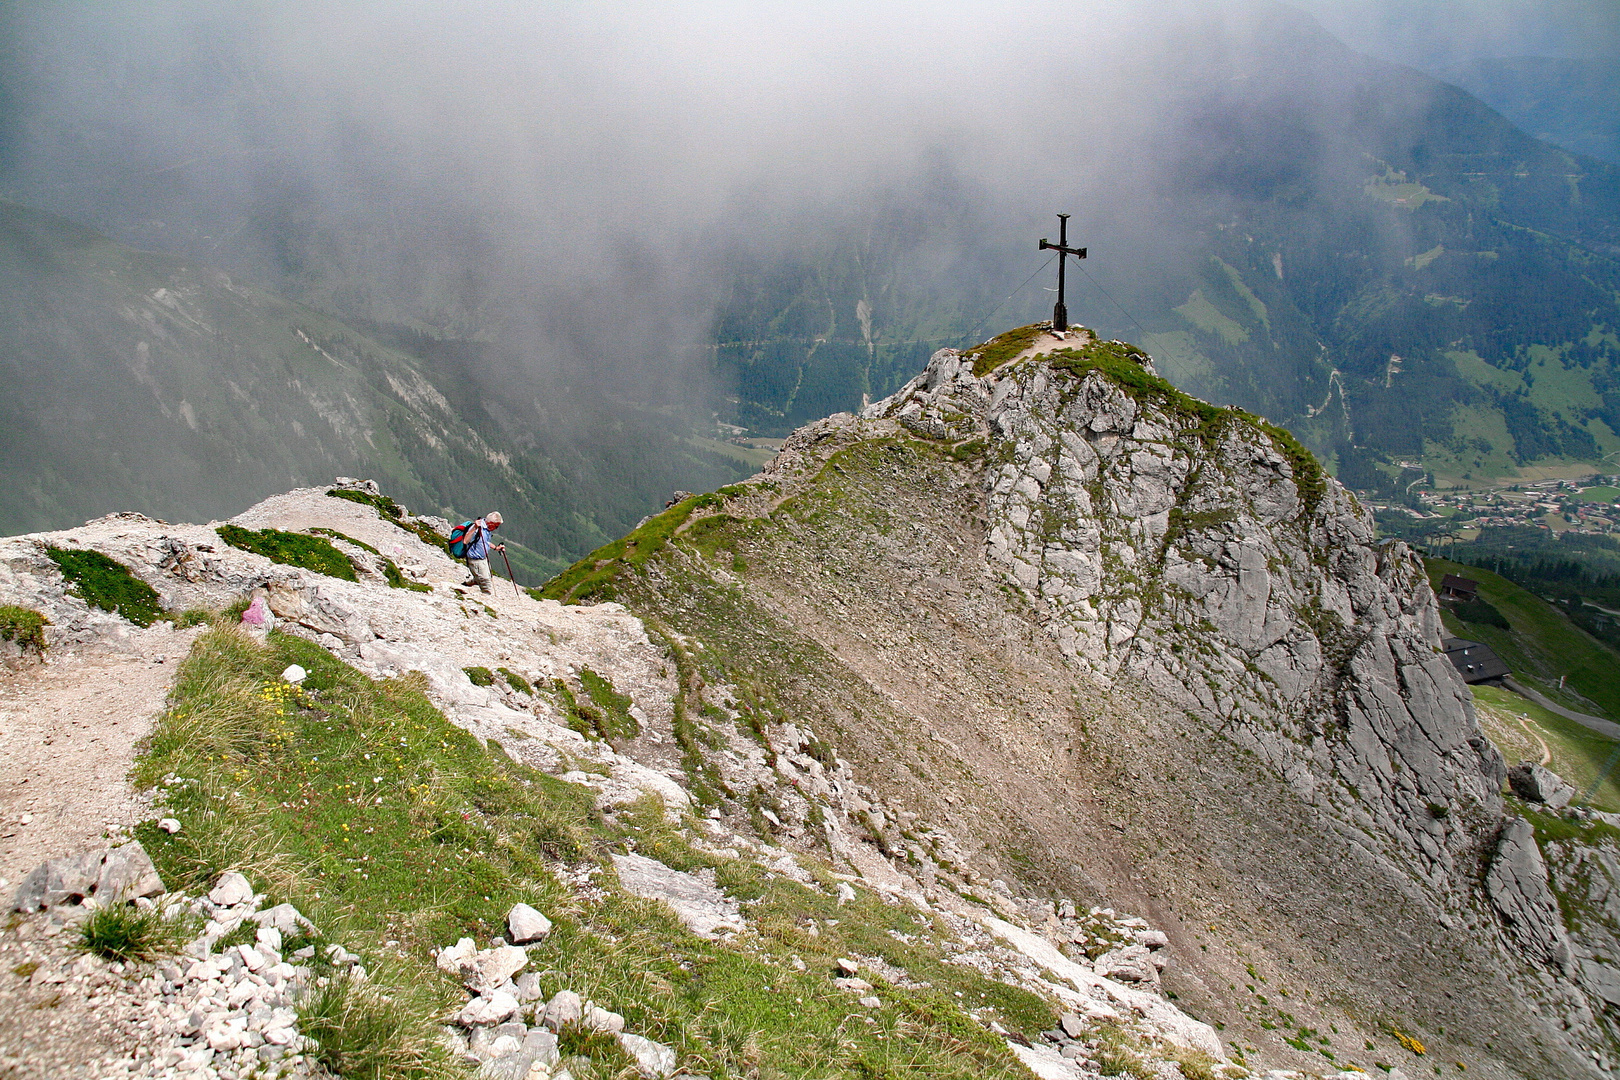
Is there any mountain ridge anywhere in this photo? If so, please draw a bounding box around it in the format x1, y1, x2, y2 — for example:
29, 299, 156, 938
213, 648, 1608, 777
8, 331, 1620, 1075
542, 326, 1620, 1076
0, 198, 750, 574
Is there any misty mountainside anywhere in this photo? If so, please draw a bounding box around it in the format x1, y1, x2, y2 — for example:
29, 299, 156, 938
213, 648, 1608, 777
1440, 56, 1620, 165
540, 328, 1620, 1078
9, 3, 1619, 515
706, 11, 1620, 492
0, 199, 750, 574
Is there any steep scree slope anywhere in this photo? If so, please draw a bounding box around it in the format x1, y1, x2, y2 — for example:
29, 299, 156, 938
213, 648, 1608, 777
550, 328, 1616, 1076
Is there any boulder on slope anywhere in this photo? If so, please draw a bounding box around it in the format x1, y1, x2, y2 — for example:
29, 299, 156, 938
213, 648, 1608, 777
1508, 762, 1577, 809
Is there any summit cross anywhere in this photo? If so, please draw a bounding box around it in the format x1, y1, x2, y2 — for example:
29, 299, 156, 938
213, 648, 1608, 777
1038, 213, 1087, 332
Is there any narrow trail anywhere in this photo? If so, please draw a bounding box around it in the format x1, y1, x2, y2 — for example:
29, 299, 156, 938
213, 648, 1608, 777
1514, 714, 1553, 766
0, 629, 200, 892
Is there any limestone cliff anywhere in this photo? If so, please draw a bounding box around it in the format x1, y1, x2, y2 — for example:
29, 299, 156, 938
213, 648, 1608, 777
870, 332, 1509, 892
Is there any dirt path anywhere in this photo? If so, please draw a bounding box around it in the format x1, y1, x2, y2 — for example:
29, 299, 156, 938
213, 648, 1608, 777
1513, 714, 1553, 766
0, 631, 199, 894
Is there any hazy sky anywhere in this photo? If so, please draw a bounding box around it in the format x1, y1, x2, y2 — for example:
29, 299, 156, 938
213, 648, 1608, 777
1299, 0, 1619, 65
0, 0, 1610, 407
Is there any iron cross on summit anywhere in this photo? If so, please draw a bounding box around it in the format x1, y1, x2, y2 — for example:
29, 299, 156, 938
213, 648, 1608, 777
1038, 213, 1086, 332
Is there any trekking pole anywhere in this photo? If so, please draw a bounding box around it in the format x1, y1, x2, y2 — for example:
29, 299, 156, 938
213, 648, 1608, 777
499, 547, 520, 598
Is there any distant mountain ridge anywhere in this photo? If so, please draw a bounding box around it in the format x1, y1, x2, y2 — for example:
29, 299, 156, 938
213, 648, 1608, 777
1440, 56, 1620, 164
0, 200, 750, 576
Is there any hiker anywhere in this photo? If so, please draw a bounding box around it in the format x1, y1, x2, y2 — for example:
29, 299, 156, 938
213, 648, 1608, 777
460, 511, 505, 594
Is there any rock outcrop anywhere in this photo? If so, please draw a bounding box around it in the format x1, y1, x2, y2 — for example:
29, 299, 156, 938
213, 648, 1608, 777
1487, 817, 1578, 970
1509, 761, 1578, 808
575, 328, 1598, 1076
11, 841, 164, 912
863, 332, 1506, 891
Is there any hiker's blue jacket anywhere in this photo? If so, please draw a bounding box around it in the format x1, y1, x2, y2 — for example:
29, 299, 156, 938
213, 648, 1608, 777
464, 522, 494, 560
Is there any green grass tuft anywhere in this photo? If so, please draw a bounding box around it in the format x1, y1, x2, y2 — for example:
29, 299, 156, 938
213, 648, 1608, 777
298, 972, 452, 1080
217, 525, 359, 581
311, 528, 433, 592
44, 547, 166, 627
77, 903, 191, 963
326, 488, 407, 520
965, 323, 1050, 377
497, 667, 532, 693
326, 489, 450, 551
463, 666, 496, 687
536, 491, 728, 604
579, 667, 640, 741
0, 605, 49, 651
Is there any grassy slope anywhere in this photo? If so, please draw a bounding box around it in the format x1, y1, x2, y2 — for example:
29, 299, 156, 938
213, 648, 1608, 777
134, 626, 1052, 1079
1471, 684, 1620, 811
1425, 557, 1620, 721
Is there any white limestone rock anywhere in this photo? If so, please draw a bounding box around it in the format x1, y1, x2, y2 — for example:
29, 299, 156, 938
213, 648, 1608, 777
10, 850, 105, 911
251, 903, 316, 937
208, 872, 254, 907
617, 1032, 677, 1078
541, 990, 582, 1032
459, 991, 521, 1027
95, 841, 165, 902
1487, 816, 1575, 972
459, 945, 530, 994
1508, 762, 1577, 809
611, 853, 745, 939
507, 903, 552, 944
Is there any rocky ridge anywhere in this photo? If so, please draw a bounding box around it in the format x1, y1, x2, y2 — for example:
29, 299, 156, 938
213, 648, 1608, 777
542, 329, 1620, 1076
3, 328, 1617, 1075
2, 478, 1234, 1078
865, 331, 1506, 891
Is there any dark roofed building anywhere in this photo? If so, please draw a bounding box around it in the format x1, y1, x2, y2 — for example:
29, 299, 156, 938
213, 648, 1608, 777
1443, 637, 1511, 684
1440, 575, 1480, 602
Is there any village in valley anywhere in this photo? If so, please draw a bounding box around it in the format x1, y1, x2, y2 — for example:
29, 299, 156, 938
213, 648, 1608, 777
1370, 472, 1620, 543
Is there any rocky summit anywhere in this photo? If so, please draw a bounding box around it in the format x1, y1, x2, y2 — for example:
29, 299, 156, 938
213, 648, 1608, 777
1, 327, 1617, 1079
